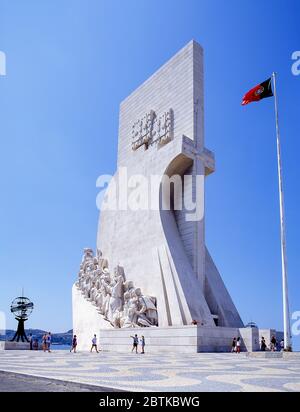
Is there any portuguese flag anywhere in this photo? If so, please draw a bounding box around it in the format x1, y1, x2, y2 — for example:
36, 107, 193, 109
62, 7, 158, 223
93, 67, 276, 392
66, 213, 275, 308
241, 78, 273, 106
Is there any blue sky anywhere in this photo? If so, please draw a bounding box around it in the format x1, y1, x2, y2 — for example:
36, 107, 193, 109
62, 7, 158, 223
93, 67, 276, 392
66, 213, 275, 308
0, 0, 299, 348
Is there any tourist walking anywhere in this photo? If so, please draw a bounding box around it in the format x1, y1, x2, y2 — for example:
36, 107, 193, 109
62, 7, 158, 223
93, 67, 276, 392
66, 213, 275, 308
70, 335, 77, 353
42, 334, 47, 352
261, 336, 267, 351
28, 333, 33, 350
231, 337, 237, 353
140, 335, 145, 354
270, 335, 277, 351
90, 334, 99, 353
131, 334, 139, 354
280, 339, 284, 351
236, 337, 241, 353
46, 332, 52, 352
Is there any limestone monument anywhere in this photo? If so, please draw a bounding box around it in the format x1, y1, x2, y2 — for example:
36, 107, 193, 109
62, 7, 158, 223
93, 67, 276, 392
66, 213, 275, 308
73, 40, 279, 352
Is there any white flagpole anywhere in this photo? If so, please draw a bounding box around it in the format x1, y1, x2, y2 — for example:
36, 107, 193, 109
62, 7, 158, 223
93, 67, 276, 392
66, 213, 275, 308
271, 72, 292, 351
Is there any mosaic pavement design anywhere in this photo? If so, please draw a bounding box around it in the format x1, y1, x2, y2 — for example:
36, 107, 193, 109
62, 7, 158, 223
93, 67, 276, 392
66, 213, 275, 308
0, 350, 299, 392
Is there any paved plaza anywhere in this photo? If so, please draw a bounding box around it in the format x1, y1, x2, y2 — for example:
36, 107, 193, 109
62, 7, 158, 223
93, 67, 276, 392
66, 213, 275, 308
0, 370, 106, 392
0, 350, 299, 392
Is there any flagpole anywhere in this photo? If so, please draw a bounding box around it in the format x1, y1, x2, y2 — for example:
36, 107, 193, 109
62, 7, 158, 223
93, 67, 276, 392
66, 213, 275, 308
271, 72, 292, 351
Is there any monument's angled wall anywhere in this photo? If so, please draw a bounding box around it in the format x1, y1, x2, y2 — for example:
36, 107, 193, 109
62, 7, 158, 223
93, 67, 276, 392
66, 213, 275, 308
72, 285, 113, 350
97, 41, 212, 327
96, 40, 243, 330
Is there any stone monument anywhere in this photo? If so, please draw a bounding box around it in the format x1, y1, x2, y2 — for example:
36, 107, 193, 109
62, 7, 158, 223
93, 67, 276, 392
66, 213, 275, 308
72, 40, 280, 352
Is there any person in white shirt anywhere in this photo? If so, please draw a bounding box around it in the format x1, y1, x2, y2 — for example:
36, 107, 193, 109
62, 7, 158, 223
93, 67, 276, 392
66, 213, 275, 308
236, 337, 241, 354
280, 339, 284, 351
90, 334, 99, 353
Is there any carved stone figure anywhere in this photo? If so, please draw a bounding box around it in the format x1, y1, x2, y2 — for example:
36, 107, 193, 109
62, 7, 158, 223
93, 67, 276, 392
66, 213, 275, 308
97, 248, 109, 270
124, 280, 135, 297
122, 298, 139, 328
135, 288, 158, 326
101, 283, 110, 319
82, 248, 94, 271
76, 248, 158, 328
89, 282, 98, 302
95, 289, 103, 311
107, 274, 124, 322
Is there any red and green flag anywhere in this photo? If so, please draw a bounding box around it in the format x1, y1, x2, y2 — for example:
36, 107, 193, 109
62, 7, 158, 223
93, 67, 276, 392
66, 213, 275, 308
241, 78, 273, 106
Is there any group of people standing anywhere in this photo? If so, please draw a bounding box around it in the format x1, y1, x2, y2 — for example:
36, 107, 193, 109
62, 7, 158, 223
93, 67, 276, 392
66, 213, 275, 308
261, 335, 284, 352
231, 337, 241, 353
231, 335, 285, 353
28, 332, 52, 352
41, 332, 52, 352
131, 334, 145, 354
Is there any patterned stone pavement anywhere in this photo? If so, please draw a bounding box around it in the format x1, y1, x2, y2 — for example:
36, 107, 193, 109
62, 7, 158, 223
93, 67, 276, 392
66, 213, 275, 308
0, 350, 299, 392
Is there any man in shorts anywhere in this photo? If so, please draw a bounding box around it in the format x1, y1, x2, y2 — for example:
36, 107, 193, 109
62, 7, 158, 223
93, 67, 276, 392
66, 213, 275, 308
131, 334, 139, 354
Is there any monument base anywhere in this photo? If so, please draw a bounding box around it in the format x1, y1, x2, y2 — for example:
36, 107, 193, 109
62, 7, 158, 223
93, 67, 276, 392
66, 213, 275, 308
73, 287, 282, 354
98, 325, 277, 353
0, 341, 30, 351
